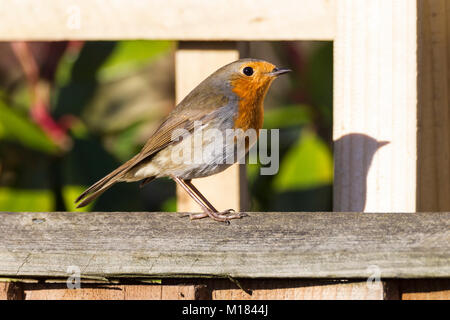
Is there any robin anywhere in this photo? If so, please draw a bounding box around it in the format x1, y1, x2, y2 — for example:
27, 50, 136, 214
75, 58, 290, 222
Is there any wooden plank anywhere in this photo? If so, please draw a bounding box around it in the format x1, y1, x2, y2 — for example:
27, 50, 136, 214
417, 0, 450, 211
0, 282, 23, 300
22, 283, 197, 300
208, 279, 387, 300
334, 0, 418, 212
400, 279, 450, 300
0, 0, 336, 41
333, 0, 450, 302
334, 0, 450, 213
0, 212, 448, 279
175, 42, 249, 213
167, 279, 400, 300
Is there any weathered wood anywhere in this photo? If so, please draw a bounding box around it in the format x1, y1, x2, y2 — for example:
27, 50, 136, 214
175, 42, 249, 213
0, 212, 448, 279
164, 278, 398, 300
6, 278, 450, 300
21, 283, 197, 300
417, 0, 450, 211
0, 282, 23, 300
208, 279, 386, 300
332, 0, 450, 301
0, 279, 395, 300
0, 0, 336, 41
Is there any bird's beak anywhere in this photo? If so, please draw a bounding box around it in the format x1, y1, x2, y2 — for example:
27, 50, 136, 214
268, 68, 291, 77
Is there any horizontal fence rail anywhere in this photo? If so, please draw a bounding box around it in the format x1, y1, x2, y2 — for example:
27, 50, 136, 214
0, 0, 336, 41
0, 212, 448, 280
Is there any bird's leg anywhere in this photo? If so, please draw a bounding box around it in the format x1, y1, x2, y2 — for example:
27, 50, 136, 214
182, 179, 218, 212
172, 177, 210, 220
182, 179, 243, 221
172, 176, 243, 222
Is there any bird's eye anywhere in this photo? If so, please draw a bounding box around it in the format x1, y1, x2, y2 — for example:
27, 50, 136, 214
243, 66, 254, 76
272, 67, 279, 73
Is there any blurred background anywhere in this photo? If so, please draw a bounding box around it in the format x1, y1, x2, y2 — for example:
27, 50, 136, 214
0, 40, 332, 213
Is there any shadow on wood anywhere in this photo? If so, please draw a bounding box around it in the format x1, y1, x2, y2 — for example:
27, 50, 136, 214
334, 133, 389, 211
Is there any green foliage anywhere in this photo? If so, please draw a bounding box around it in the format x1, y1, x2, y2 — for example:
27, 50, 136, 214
247, 41, 334, 212
1, 40, 174, 212
0, 187, 54, 211
263, 104, 312, 129
306, 42, 333, 123
0, 100, 57, 154
98, 40, 172, 81
273, 129, 333, 192
0, 40, 334, 213
63, 185, 93, 212
161, 197, 177, 212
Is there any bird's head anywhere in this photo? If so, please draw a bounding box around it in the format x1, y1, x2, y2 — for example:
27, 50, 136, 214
202, 59, 290, 102
225, 59, 291, 99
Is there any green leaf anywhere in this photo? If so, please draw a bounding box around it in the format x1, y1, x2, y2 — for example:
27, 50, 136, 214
63, 185, 93, 212
0, 187, 54, 211
97, 40, 173, 81
263, 105, 312, 129
0, 101, 58, 154
273, 129, 333, 192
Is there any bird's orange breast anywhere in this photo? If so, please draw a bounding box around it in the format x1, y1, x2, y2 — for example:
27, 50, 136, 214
231, 77, 272, 133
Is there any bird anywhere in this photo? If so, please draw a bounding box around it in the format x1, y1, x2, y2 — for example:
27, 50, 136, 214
75, 58, 291, 222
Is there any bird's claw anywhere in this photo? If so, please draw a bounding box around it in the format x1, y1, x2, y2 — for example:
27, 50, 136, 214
186, 209, 247, 223
222, 209, 235, 214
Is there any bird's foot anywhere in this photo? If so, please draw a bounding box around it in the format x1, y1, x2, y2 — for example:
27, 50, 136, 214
189, 209, 246, 223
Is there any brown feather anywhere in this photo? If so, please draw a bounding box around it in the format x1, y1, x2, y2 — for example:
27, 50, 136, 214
75, 91, 229, 207
75, 58, 282, 208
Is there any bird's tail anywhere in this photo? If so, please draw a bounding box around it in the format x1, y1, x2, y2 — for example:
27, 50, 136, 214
75, 155, 140, 208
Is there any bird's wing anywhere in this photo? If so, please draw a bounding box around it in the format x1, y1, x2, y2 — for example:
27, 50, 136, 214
136, 109, 213, 162
75, 103, 225, 207
136, 88, 232, 160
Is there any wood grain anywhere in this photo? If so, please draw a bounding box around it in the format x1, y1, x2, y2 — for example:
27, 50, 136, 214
5, 279, 450, 300
334, 0, 450, 214
209, 279, 386, 300
0, 282, 23, 300
175, 42, 249, 212
0, 0, 336, 41
0, 212, 448, 279
334, 0, 418, 212
0, 279, 393, 300
417, 0, 450, 211
22, 283, 197, 300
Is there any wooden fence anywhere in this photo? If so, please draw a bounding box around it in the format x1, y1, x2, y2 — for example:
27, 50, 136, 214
0, 0, 449, 299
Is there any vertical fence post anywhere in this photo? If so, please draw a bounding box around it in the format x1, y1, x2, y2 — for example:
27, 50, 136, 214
407, 0, 450, 299
334, 0, 450, 300
175, 42, 249, 213
334, 0, 450, 212
334, 0, 418, 213
416, 0, 450, 212
333, 0, 418, 300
